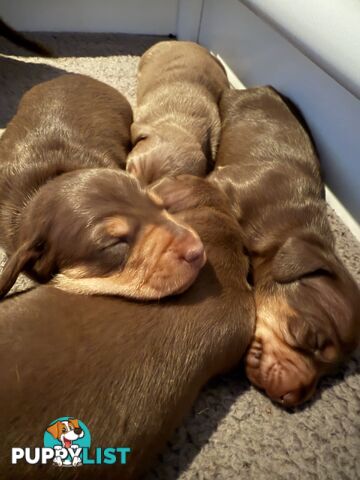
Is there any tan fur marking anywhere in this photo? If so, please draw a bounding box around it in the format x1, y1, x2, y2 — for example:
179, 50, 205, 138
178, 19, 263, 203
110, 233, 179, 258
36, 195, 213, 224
54, 221, 202, 299
104, 216, 131, 238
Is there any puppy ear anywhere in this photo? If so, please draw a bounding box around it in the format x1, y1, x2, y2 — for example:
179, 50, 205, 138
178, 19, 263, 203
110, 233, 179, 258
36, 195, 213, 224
286, 316, 338, 363
272, 236, 333, 284
0, 238, 44, 299
47, 422, 60, 439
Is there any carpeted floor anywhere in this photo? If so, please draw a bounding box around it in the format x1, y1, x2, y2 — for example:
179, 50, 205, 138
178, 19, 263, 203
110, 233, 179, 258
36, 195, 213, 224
0, 33, 359, 480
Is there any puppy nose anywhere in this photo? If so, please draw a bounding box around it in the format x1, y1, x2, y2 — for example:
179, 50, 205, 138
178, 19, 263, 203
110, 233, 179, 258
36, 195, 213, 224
182, 237, 206, 267
184, 243, 205, 263
74, 428, 82, 435
279, 387, 309, 407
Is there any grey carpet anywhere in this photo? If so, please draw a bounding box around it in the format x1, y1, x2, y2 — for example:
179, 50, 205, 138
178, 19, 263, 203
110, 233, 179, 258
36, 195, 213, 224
0, 33, 359, 480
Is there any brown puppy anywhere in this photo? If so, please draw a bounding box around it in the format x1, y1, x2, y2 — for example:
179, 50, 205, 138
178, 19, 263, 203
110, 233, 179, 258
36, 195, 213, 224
0, 74, 205, 300
127, 41, 229, 185
0, 176, 255, 479
210, 87, 360, 407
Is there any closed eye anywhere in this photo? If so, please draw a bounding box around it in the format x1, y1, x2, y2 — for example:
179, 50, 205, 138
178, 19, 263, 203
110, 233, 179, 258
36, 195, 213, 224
301, 268, 333, 280
100, 237, 129, 250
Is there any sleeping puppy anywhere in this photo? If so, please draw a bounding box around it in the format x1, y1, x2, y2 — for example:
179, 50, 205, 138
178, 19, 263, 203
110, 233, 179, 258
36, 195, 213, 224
0, 176, 255, 480
0, 74, 206, 300
210, 87, 360, 407
127, 41, 229, 185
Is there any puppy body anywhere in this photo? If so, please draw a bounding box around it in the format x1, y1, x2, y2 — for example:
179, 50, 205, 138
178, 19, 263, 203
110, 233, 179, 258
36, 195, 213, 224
210, 87, 360, 406
0, 177, 255, 479
127, 41, 229, 184
0, 73, 132, 254
0, 75, 205, 300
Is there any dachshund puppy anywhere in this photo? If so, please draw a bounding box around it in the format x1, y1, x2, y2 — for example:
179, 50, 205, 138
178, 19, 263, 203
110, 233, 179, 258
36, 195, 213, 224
127, 41, 229, 185
210, 87, 360, 407
0, 176, 255, 480
0, 74, 206, 300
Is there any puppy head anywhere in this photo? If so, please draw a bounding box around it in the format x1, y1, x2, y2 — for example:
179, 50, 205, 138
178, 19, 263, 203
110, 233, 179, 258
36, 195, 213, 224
0, 169, 206, 300
246, 234, 360, 407
126, 123, 207, 186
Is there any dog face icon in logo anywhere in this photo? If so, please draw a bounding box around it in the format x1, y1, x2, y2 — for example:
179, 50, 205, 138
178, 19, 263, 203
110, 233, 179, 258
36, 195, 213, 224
44, 417, 91, 467
47, 418, 84, 449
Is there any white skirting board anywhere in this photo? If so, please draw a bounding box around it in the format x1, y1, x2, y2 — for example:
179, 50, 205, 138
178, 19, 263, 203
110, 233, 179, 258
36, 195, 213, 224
215, 54, 360, 241
325, 187, 360, 241
198, 0, 360, 230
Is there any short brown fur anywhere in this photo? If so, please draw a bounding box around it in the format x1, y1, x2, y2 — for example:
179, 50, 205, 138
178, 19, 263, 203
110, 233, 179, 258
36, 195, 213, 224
127, 41, 229, 185
0, 74, 205, 300
210, 87, 360, 406
0, 176, 254, 479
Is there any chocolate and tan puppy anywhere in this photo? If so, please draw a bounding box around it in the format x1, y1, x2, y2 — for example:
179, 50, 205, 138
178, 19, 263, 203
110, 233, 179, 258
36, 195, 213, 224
210, 87, 360, 406
127, 41, 229, 185
0, 176, 254, 479
0, 74, 205, 300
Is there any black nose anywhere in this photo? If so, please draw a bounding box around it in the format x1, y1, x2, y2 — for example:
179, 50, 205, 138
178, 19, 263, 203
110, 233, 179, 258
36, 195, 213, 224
74, 428, 82, 435
279, 385, 311, 407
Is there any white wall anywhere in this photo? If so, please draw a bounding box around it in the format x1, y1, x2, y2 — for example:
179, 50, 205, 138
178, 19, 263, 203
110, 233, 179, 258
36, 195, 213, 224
0, 0, 178, 35
198, 0, 360, 226
242, 0, 360, 100
176, 0, 203, 42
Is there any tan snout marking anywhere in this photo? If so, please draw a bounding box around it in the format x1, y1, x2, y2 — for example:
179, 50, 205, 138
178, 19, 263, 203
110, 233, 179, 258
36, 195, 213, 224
254, 293, 297, 344
246, 292, 318, 404
104, 216, 131, 238
53, 212, 203, 299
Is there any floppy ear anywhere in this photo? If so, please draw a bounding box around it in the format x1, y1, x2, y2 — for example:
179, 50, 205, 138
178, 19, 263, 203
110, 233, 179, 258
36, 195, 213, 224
286, 316, 338, 362
272, 236, 333, 284
286, 316, 318, 350
0, 238, 44, 299
47, 422, 61, 439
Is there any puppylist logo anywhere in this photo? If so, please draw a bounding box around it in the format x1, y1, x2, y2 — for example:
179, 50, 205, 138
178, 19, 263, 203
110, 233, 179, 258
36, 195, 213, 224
12, 417, 131, 467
